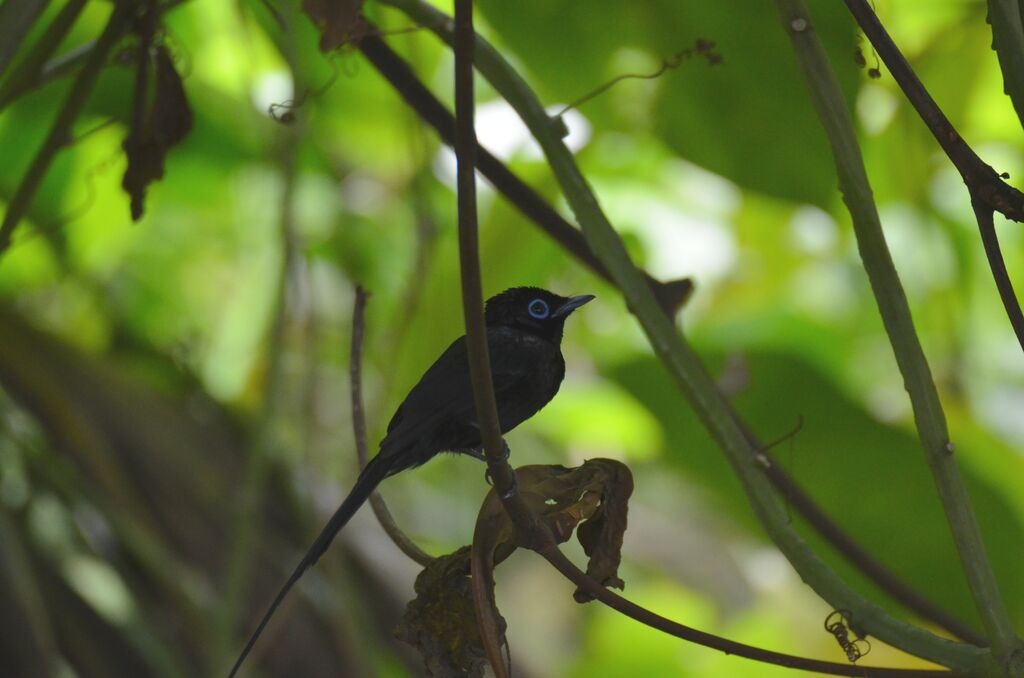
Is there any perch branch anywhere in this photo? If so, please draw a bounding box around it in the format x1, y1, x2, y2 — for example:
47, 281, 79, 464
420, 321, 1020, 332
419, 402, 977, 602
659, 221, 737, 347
451, 0, 537, 537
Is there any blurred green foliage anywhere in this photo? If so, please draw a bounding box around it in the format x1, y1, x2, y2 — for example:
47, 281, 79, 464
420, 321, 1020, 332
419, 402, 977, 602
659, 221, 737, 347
1, 0, 1023, 676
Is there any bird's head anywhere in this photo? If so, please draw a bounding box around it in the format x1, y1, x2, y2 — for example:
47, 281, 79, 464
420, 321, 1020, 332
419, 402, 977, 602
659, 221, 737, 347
484, 287, 594, 343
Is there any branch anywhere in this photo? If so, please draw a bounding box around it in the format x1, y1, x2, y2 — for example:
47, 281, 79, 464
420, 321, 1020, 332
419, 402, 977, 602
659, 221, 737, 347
358, 26, 982, 648
349, 286, 433, 567
0, 2, 130, 256
536, 542, 963, 678
778, 0, 1022, 664
451, 0, 537, 538
379, 1, 993, 673
843, 0, 1024, 356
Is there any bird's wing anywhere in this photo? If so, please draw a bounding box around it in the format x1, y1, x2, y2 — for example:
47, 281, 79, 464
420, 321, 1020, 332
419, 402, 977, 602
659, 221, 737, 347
383, 330, 541, 445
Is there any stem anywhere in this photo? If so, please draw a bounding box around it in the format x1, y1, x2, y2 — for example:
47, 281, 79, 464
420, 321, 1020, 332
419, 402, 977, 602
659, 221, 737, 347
349, 286, 433, 567
380, 0, 994, 672
0, 1, 130, 256
778, 0, 1022, 666
973, 199, 1024, 357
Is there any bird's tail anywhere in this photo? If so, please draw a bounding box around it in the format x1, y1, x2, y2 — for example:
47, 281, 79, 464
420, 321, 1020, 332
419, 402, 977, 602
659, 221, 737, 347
227, 453, 394, 677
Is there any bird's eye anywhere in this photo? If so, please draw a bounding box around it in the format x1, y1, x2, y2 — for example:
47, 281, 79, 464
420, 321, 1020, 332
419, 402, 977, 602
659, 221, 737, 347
527, 298, 550, 320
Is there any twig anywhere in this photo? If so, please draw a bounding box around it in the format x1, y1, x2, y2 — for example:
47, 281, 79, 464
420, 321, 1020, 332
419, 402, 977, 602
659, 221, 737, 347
843, 0, 1024, 355
556, 41, 721, 117
972, 199, 1024, 355
381, 0, 991, 672
357, 33, 693, 317
0, 1, 130, 257
778, 0, 1021, 663
349, 286, 433, 567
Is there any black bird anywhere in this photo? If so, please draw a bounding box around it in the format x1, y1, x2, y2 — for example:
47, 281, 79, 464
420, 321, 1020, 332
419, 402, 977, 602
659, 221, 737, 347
229, 286, 593, 676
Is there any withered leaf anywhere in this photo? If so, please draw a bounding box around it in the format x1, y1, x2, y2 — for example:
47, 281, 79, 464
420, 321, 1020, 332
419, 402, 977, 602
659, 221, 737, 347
121, 44, 193, 221
396, 547, 499, 678
152, 45, 193, 148
302, 0, 368, 52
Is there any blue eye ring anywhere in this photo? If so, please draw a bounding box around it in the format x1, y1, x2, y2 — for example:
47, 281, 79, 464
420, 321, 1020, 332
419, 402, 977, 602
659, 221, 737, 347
527, 298, 550, 320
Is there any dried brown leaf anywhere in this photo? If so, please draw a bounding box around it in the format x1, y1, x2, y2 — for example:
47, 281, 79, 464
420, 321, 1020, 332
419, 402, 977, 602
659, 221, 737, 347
152, 45, 192, 148
122, 44, 192, 221
396, 547, 497, 678
302, 0, 368, 52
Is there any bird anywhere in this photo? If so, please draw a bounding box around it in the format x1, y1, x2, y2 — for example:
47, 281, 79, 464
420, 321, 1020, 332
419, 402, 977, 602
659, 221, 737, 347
229, 286, 593, 676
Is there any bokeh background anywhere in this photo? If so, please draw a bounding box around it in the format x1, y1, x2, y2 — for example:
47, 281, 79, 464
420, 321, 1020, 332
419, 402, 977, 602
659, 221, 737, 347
1, 0, 1023, 676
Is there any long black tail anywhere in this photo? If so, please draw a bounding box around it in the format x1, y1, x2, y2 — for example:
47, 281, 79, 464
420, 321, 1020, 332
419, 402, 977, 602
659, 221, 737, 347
228, 453, 394, 677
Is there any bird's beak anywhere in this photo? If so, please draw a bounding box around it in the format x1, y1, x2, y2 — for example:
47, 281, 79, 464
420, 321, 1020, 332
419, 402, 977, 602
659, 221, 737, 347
553, 294, 595, 318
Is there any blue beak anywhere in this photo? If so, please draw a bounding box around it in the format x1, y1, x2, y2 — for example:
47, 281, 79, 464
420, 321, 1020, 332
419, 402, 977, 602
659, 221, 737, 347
552, 294, 595, 318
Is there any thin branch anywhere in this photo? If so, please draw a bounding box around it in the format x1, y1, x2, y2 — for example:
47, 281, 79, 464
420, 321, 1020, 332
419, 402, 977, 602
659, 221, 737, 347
379, 1, 992, 673
357, 33, 693, 317
451, 0, 536, 536
778, 0, 1021, 663
536, 542, 963, 678
0, 1, 130, 256
843, 0, 1024, 355
349, 286, 433, 567
972, 199, 1024, 355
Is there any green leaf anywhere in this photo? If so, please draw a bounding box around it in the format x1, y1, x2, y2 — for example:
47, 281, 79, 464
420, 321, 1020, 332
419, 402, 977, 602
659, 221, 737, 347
474, 0, 860, 206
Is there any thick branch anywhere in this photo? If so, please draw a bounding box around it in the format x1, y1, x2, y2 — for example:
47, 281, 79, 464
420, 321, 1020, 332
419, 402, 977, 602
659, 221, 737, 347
778, 0, 1021, 664
350, 286, 433, 567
